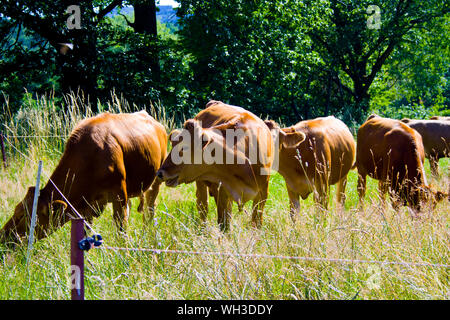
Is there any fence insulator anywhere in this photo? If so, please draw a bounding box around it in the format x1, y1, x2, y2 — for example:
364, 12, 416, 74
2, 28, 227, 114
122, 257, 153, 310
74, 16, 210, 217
78, 234, 103, 251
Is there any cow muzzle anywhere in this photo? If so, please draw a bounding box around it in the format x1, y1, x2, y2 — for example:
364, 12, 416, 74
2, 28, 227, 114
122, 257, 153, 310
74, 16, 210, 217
156, 169, 179, 187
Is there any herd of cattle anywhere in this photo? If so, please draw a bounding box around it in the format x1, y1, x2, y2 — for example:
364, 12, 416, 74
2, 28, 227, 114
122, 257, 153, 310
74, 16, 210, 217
0, 100, 449, 245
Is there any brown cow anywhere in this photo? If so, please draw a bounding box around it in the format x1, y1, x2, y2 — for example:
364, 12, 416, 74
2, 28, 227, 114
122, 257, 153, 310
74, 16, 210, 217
156, 100, 305, 231
356, 114, 446, 212
401, 118, 450, 176
0, 111, 167, 244
265, 116, 356, 219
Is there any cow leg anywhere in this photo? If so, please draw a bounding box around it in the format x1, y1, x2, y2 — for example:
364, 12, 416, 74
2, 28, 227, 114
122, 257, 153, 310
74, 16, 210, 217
144, 178, 162, 223
217, 185, 232, 232
251, 183, 269, 229
112, 180, 128, 232
287, 185, 300, 222
314, 180, 329, 211
208, 183, 220, 206
357, 172, 367, 209
336, 175, 348, 209
196, 181, 209, 222
314, 191, 328, 211
429, 155, 439, 178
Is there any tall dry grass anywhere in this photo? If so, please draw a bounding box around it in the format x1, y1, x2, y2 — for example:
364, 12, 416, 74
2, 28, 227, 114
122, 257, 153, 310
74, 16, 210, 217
0, 93, 448, 300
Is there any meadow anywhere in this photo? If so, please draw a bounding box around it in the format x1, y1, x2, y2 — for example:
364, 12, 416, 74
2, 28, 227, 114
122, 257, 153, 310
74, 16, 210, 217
0, 95, 448, 300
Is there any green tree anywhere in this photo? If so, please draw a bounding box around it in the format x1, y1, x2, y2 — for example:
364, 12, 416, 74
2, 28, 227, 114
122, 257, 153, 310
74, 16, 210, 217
0, 0, 170, 113
176, 0, 449, 124
303, 0, 449, 120
177, 0, 325, 122
369, 14, 449, 117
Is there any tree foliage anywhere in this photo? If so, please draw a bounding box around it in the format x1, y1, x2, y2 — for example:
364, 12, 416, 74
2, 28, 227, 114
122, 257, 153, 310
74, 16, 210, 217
177, 0, 449, 123
0, 0, 448, 124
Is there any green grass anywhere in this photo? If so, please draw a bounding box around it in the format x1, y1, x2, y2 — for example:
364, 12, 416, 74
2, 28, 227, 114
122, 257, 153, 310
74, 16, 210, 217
0, 94, 449, 300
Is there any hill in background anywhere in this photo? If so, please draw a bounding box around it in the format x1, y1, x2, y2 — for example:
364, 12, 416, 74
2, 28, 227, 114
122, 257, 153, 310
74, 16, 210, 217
109, 5, 178, 25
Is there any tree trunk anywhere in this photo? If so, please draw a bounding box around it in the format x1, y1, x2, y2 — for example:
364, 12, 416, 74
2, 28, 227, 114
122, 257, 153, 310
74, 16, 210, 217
324, 71, 332, 116
353, 81, 370, 121
133, 2, 160, 84
291, 102, 301, 121
302, 75, 313, 120
57, 3, 99, 111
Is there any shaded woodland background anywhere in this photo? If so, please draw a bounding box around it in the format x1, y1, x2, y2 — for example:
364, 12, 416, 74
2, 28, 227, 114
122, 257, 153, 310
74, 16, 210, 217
1, 0, 449, 126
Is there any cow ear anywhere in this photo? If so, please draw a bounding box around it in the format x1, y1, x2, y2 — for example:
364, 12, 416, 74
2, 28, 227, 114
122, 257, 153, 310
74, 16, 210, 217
183, 119, 198, 131
401, 118, 410, 123
169, 129, 182, 143
264, 120, 278, 131
184, 119, 203, 143
51, 200, 68, 212
205, 100, 221, 108
434, 190, 448, 203
280, 128, 306, 148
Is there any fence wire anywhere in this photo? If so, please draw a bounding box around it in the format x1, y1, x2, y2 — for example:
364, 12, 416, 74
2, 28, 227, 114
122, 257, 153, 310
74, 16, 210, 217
95, 245, 450, 269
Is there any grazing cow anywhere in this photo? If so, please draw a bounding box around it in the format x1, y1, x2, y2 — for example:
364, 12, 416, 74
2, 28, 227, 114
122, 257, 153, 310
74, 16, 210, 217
0, 111, 167, 244
156, 100, 305, 231
265, 116, 356, 219
356, 114, 446, 212
401, 118, 450, 176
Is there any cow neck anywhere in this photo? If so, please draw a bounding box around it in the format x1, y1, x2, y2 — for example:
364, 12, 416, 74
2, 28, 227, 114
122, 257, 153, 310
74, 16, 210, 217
209, 164, 260, 204
41, 161, 77, 204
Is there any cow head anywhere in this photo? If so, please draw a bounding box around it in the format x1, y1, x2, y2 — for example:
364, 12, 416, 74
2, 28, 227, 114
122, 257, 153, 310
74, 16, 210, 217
264, 120, 306, 149
0, 187, 68, 245
157, 116, 278, 186
400, 181, 449, 214
157, 119, 225, 187
423, 185, 449, 208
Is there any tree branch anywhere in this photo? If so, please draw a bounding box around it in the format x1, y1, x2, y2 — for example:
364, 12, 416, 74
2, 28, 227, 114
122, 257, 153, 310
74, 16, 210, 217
96, 0, 123, 22
119, 13, 135, 28
331, 74, 356, 99
365, 40, 397, 89
307, 30, 355, 81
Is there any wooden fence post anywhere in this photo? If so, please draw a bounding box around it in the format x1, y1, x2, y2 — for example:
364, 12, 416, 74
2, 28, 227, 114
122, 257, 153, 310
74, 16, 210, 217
71, 218, 85, 300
